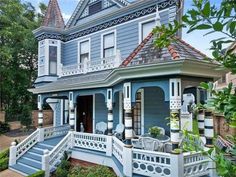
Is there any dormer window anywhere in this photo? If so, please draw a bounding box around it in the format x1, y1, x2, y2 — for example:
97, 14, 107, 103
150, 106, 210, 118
79, 39, 90, 64
49, 46, 57, 75
103, 32, 115, 58
140, 20, 155, 42
89, 1, 102, 15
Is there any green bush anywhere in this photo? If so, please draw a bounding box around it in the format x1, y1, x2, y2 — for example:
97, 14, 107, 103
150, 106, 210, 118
0, 121, 10, 134
55, 167, 68, 177
69, 165, 116, 177
0, 148, 9, 159
60, 159, 70, 169
0, 157, 9, 171
28, 170, 45, 177
19, 105, 32, 128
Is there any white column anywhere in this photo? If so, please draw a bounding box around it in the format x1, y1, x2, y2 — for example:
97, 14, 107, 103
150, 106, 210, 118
204, 111, 214, 147
69, 92, 75, 130
197, 109, 205, 136
9, 142, 17, 166
123, 82, 133, 147
169, 78, 181, 151
170, 153, 184, 177
107, 89, 113, 135
38, 95, 43, 128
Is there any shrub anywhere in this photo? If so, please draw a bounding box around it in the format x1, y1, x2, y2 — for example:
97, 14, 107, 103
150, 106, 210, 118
0, 121, 10, 134
60, 159, 70, 170
0, 157, 9, 171
55, 167, 68, 177
28, 170, 45, 177
69, 165, 116, 177
19, 105, 32, 128
0, 148, 9, 159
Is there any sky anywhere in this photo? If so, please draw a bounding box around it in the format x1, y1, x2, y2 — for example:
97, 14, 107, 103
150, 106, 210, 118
26, 0, 225, 57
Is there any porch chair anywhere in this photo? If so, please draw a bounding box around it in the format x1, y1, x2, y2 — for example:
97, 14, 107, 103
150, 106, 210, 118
163, 142, 172, 153
113, 123, 125, 140
141, 137, 162, 151
95, 121, 107, 134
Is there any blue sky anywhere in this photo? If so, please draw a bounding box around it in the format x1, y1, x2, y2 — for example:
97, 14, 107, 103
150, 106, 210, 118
26, 0, 224, 57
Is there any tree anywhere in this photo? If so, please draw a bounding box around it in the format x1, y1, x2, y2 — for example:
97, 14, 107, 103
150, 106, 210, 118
0, 0, 46, 126
153, 0, 236, 176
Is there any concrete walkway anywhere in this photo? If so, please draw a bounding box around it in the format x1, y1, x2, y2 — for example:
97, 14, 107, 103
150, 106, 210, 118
0, 134, 27, 152
0, 169, 24, 177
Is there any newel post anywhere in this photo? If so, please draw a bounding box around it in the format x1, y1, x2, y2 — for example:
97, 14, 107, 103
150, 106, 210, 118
123, 146, 132, 177
170, 153, 184, 177
106, 136, 113, 156
42, 149, 50, 177
9, 142, 17, 166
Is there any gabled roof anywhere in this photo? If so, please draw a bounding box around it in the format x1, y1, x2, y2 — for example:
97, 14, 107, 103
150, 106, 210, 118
121, 33, 208, 67
66, 0, 130, 28
42, 0, 65, 29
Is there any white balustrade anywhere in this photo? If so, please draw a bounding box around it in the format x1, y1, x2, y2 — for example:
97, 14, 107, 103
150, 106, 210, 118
183, 152, 210, 177
44, 125, 70, 140
16, 129, 39, 159
48, 132, 72, 172
132, 149, 171, 177
73, 132, 107, 152
61, 51, 122, 77
112, 136, 124, 165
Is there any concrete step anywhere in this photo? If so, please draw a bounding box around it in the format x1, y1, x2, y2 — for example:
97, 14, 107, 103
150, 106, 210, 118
24, 152, 42, 162
18, 157, 42, 169
10, 163, 40, 176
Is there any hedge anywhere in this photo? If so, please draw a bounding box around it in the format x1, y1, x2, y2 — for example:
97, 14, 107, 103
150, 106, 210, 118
0, 148, 9, 172
28, 170, 45, 177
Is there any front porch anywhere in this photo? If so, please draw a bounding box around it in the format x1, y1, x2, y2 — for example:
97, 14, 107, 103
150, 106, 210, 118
9, 125, 215, 177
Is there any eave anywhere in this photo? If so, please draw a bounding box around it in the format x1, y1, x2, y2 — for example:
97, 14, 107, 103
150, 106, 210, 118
28, 59, 224, 94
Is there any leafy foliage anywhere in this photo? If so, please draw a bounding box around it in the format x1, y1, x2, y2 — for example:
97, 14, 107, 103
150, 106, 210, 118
148, 126, 161, 137
28, 170, 45, 177
0, 0, 46, 122
0, 148, 9, 171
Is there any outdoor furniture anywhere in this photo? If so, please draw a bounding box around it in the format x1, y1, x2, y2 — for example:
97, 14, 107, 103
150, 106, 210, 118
113, 123, 125, 140
95, 122, 107, 134
141, 137, 162, 151
141, 134, 170, 143
132, 138, 142, 149
163, 142, 172, 153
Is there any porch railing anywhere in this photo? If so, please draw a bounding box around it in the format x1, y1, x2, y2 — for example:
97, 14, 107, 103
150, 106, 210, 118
60, 50, 122, 77
112, 136, 124, 165
44, 124, 70, 140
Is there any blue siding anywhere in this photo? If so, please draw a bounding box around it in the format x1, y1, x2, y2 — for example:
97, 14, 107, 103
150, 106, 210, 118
62, 9, 172, 66
95, 94, 107, 124
144, 87, 170, 135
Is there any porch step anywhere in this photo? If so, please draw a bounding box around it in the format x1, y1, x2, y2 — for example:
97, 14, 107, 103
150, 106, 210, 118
34, 143, 54, 150
24, 152, 42, 162
18, 157, 42, 169
10, 163, 40, 176
29, 147, 44, 155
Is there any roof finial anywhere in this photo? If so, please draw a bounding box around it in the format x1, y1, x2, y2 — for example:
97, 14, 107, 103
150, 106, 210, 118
42, 0, 65, 29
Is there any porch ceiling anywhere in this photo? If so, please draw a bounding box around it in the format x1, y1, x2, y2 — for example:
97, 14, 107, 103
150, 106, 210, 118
29, 59, 224, 94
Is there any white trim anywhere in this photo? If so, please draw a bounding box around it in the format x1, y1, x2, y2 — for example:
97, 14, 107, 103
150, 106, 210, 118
63, 11, 162, 44
93, 94, 96, 133
60, 99, 63, 126
75, 105, 77, 131
141, 89, 144, 135
138, 17, 156, 43
100, 29, 117, 59
119, 91, 123, 124
78, 38, 91, 64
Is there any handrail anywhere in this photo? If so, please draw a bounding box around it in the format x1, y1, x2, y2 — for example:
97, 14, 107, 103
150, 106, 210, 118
44, 124, 70, 140
48, 131, 72, 171
16, 129, 39, 160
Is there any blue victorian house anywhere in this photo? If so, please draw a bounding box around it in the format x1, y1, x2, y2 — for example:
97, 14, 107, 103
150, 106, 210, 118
9, 0, 223, 176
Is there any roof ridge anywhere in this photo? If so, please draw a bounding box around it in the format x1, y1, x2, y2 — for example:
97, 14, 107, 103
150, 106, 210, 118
173, 36, 208, 58
120, 32, 154, 67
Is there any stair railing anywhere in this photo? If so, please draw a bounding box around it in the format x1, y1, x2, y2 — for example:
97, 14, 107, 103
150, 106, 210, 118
44, 124, 70, 140
42, 131, 73, 177
9, 129, 40, 166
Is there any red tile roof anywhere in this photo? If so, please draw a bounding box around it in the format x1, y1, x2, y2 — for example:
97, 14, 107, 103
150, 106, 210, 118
42, 0, 65, 29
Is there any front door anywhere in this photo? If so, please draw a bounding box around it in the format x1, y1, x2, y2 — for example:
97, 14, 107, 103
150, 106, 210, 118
77, 95, 93, 133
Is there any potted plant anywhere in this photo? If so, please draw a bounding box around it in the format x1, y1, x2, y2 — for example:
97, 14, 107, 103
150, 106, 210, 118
148, 126, 161, 138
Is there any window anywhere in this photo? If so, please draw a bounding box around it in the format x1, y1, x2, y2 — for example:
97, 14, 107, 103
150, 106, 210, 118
49, 46, 57, 75
141, 20, 155, 41
133, 91, 142, 135
89, 1, 102, 15
103, 32, 115, 58
79, 40, 90, 63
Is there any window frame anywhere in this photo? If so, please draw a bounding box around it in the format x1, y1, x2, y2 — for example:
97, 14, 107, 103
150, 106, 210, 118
101, 30, 116, 59
78, 38, 91, 64
139, 18, 156, 43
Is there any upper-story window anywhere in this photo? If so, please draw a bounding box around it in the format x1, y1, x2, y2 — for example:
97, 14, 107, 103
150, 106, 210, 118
49, 46, 57, 75
79, 39, 90, 64
140, 20, 156, 42
89, 1, 102, 15
103, 32, 115, 58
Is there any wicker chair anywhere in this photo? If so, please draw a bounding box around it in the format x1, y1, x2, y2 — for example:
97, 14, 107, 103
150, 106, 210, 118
114, 123, 125, 140
95, 122, 107, 134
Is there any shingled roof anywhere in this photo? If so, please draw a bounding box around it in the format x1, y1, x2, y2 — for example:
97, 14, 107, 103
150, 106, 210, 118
42, 0, 65, 29
121, 33, 208, 67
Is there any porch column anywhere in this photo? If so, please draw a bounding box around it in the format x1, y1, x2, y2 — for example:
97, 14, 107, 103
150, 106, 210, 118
124, 82, 133, 147
107, 89, 113, 135
169, 79, 181, 151
37, 95, 43, 128
69, 92, 75, 130
204, 110, 214, 147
